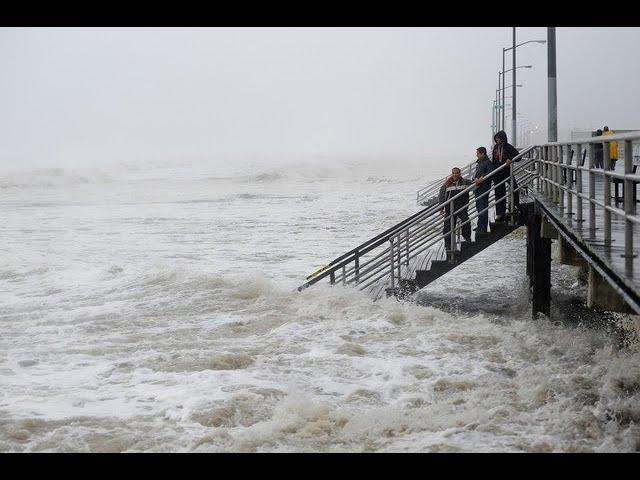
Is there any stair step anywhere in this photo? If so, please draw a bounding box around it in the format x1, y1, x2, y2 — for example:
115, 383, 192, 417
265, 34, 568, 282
428, 260, 449, 270
414, 269, 439, 283
386, 279, 418, 299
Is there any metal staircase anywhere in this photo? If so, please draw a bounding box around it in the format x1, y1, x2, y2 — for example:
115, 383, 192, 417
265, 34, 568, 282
405, 206, 532, 296
298, 146, 540, 300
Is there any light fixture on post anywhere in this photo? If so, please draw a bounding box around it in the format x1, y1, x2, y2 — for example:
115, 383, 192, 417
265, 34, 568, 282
497, 67, 530, 131
501, 35, 546, 141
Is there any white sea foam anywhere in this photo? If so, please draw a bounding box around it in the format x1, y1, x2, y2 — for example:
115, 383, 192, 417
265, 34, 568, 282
0, 158, 639, 452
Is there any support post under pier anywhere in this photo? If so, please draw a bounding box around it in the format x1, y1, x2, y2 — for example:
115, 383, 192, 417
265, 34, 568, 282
527, 212, 551, 318
587, 266, 635, 314
558, 236, 586, 267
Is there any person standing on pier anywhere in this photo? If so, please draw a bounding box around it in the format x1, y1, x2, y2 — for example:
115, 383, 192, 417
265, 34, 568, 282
473, 147, 493, 234
603, 126, 618, 170
491, 130, 520, 222
594, 129, 604, 169
439, 167, 473, 245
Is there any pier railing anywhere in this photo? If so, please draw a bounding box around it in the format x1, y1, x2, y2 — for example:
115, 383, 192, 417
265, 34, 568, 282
531, 131, 640, 260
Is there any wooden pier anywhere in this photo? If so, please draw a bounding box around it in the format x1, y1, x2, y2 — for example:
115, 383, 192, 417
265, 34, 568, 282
299, 132, 640, 318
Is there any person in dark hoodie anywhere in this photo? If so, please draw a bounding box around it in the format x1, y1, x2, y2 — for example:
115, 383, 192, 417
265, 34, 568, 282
491, 130, 520, 222
473, 147, 494, 234
593, 129, 604, 169
439, 167, 473, 246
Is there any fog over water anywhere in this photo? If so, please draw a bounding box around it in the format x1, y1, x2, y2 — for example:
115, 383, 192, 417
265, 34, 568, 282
1, 27, 639, 171
1, 27, 640, 452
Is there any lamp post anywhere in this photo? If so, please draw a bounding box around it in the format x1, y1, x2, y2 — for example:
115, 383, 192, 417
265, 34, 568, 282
548, 27, 557, 142
498, 66, 531, 130
512, 28, 516, 145
492, 100, 497, 137
502, 35, 546, 141
496, 86, 521, 135
497, 72, 501, 131
499, 84, 523, 94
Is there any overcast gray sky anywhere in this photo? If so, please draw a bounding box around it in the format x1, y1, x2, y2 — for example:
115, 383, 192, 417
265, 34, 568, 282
1, 27, 638, 170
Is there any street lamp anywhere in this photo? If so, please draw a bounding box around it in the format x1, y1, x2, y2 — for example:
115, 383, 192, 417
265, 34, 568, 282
495, 86, 522, 134
492, 88, 520, 137
497, 65, 532, 130
504, 65, 533, 74
492, 100, 497, 137
502, 33, 546, 142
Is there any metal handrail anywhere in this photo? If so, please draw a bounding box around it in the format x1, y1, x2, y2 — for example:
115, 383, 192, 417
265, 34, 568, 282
318, 150, 537, 291
353, 168, 540, 292
343, 158, 537, 293
298, 146, 536, 293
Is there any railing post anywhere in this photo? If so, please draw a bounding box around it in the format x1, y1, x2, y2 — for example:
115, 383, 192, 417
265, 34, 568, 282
536, 148, 542, 193
546, 146, 551, 197
558, 145, 565, 212
509, 161, 515, 225
552, 145, 557, 203
576, 143, 584, 223
396, 234, 401, 280
544, 146, 550, 198
405, 228, 410, 267
354, 251, 360, 285
588, 143, 596, 236
544, 147, 553, 201
549, 146, 553, 197
556, 145, 561, 205
342, 265, 346, 285
566, 145, 573, 217
539, 147, 544, 194
450, 204, 456, 254
330, 271, 335, 285
624, 139, 635, 259
603, 139, 611, 245
389, 238, 395, 289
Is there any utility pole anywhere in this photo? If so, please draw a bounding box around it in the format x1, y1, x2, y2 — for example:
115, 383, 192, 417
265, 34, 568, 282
501, 49, 506, 132
512, 27, 517, 144
497, 72, 501, 131
492, 101, 496, 137
547, 27, 558, 142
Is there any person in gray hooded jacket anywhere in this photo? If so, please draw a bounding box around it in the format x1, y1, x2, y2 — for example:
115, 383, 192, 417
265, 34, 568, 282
473, 147, 494, 234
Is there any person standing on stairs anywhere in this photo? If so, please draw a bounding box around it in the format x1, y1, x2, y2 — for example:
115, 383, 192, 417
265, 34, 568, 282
491, 130, 520, 222
473, 147, 494, 234
439, 167, 473, 246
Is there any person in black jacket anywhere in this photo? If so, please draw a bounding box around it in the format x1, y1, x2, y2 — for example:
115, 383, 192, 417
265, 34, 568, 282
593, 129, 604, 169
473, 147, 494, 234
439, 167, 473, 246
491, 130, 520, 222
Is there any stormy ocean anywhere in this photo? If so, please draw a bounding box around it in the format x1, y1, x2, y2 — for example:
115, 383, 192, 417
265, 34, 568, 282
1, 157, 639, 452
